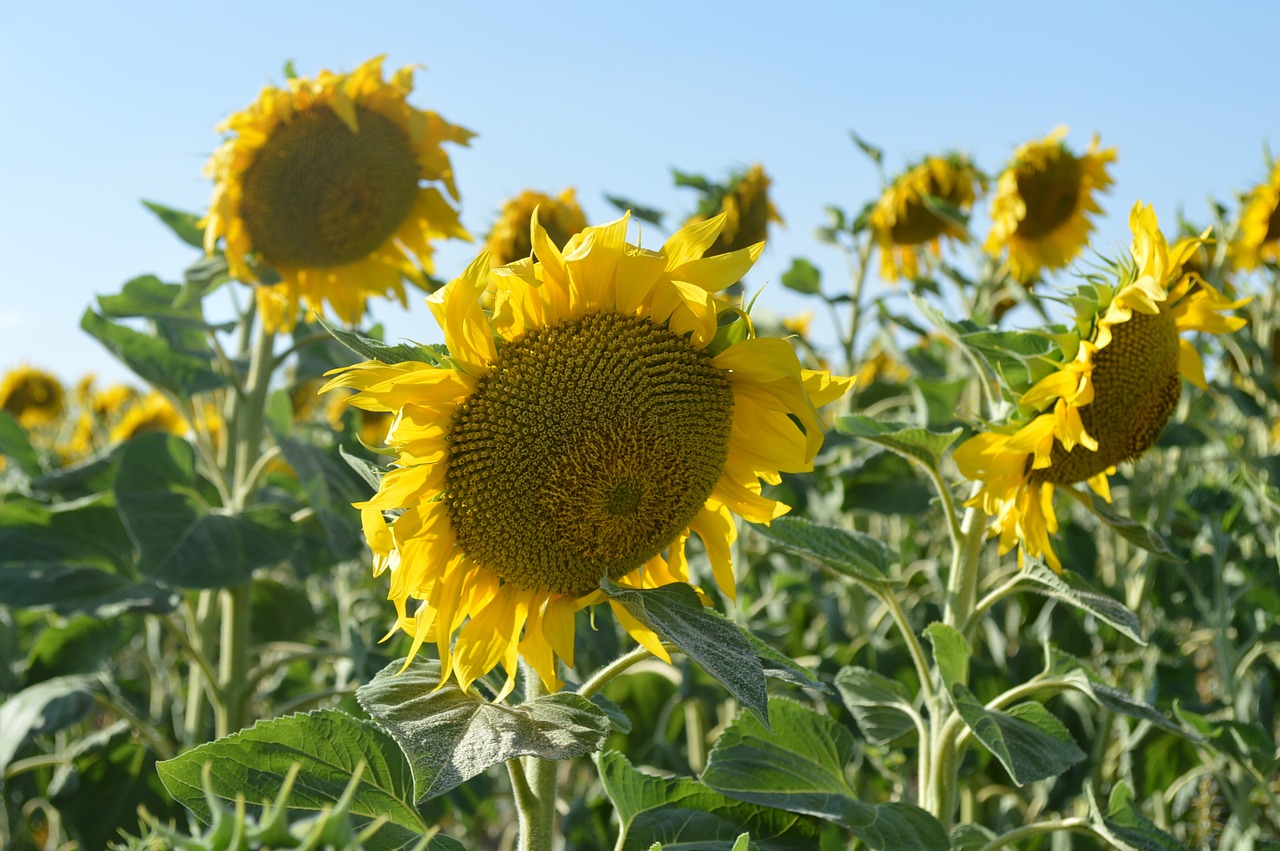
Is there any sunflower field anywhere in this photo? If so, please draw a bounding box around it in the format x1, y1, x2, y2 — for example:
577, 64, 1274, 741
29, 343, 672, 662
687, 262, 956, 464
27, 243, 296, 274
3, 56, 1280, 851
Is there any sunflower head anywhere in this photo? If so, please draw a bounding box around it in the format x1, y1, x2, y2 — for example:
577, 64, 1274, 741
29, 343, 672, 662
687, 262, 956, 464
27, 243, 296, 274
325, 210, 853, 695
203, 56, 473, 332
110, 392, 190, 444
683, 164, 784, 258
984, 127, 1116, 283
1231, 158, 1280, 271
484, 189, 587, 267
870, 154, 986, 282
956, 202, 1247, 571
1, 366, 65, 428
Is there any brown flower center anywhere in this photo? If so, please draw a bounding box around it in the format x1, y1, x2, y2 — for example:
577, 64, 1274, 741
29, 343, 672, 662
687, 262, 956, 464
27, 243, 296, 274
1014, 149, 1082, 240
445, 312, 734, 595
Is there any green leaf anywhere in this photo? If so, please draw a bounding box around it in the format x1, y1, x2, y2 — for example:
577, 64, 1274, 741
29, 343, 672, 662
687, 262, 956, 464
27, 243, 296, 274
849, 131, 884, 166
702, 699, 947, 849
277, 437, 372, 559
0, 411, 41, 477
0, 494, 134, 572
142, 200, 205, 249
950, 824, 998, 851
750, 516, 896, 584
1086, 782, 1190, 851
1174, 705, 1277, 774
177, 254, 231, 307
599, 580, 769, 725
950, 684, 1085, 786
114, 433, 298, 588
27, 615, 123, 678
0, 675, 99, 774
80, 308, 229, 396
1019, 562, 1146, 644
835, 416, 961, 473
923, 623, 968, 691
98, 275, 195, 321
745, 630, 825, 691
599, 750, 819, 851
1046, 653, 1187, 737
0, 561, 178, 617
672, 169, 713, 192
317, 316, 447, 366
780, 258, 822, 295
156, 709, 429, 851
833, 666, 918, 745
356, 658, 610, 802
604, 194, 665, 227
1075, 490, 1182, 561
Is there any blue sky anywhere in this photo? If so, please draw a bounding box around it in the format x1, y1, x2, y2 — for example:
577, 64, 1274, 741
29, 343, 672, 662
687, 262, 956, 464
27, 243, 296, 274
2, 1, 1276, 385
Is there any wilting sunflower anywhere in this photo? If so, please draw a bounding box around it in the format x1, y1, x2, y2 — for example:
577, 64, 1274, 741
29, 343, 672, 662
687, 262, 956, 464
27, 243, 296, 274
684, 163, 783, 257
1, 366, 65, 428
325, 211, 853, 696
203, 56, 473, 332
1233, 158, 1280, 270
985, 127, 1116, 282
870, 155, 985, 282
485, 188, 587, 267
955, 203, 1247, 571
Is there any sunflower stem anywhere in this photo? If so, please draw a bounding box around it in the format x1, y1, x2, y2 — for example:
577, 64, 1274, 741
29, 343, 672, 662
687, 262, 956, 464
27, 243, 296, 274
511, 663, 559, 850
578, 645, 655, 700
944, 490, 986, 635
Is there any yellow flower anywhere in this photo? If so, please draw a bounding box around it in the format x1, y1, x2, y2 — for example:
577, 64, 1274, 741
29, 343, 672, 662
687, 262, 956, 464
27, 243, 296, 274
109, 392, 190, 443
325, 211, 853, 696
985, 127, 1116, 282
485, 189, 587, 267
685, 164, 784, 257
203, 56, 473, 332
955, 203, 1247, 571
1, 366, 65, 428
870, 155, 985, 282
1232, 158, 1280, 270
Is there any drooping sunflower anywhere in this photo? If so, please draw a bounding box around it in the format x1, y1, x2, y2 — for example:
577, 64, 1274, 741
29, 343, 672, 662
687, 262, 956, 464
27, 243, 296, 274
869, 154, 985, 282
1232, 158, 1280, 270
955, 203, 1247, 571
684, 163, 784, 257
985, 127, 1116, 282
325, 211, 853, 696
484, 188, 587, 267
1, 366, 65, 428
203, 56, 473, 332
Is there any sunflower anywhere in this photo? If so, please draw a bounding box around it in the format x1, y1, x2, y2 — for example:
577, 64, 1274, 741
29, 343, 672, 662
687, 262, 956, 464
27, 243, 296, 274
954, 203, 1247, 571
109, 392, 190, 443
1, 366, 65, 428
870, 155, 985, 282
684, 164, 783, 257
325, 211, 853, 696
985, 127, 1116, 282
485, 188, 587, 267
203, 56, 473, 332
1232, 158, 1280, 270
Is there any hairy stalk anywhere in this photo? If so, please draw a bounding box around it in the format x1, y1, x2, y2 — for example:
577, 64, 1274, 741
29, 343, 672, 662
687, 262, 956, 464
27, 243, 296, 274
512, 664, 558, 851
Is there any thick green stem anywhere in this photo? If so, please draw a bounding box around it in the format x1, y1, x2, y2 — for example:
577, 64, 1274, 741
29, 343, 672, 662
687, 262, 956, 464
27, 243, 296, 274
945, 496, 987, 634
182, 591, 218, 745
578, 645, 655, 700
215, 582, 254, 737
977, 817, 1093, 851
511, 665, 559, 850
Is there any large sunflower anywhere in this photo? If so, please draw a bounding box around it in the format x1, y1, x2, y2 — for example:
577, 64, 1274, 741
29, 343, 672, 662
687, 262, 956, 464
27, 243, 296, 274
955, 203, 1246, 571
325, 211, 853, 696
1232, 158, 1280, 270
203, 56, 473, 332
870, 154, 985, 282
984, 127, 1116, 282
1, 366, 65, 428
484, 188, 587, 267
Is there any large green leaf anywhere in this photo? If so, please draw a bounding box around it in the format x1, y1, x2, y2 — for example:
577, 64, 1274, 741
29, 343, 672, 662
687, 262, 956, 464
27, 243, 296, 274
780, 258, 822, 295
833, 666, 918, 745
1019, 562, 1145, 644
600, 580, 768, 725
0, 675, 99, 775
950, 684, 1085, 786
356, 659, 610, 802
599, 750, 819, 851
0, 561, 178, 617
835, 416, 962, 473
0, 494, 134, 572
702, 699, 948, 849
276, 437, 372, 559
156, 709, 429, 851
142, 199, 205, 249
1046, 651, 1187, 737
80, 308, 229, 396
1076, 490, 1181, 561
113, 433, 297, 588
0, 411, 41, 477
749, 516, 896, 584
98, 275, 199, 321
1086, 782, 1190, 851
317, 317, 448, 366
923, 623, 969, 691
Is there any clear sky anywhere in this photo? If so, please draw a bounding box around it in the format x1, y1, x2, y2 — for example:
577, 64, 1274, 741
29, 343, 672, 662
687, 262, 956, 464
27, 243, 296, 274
2, 1, 1276, 385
